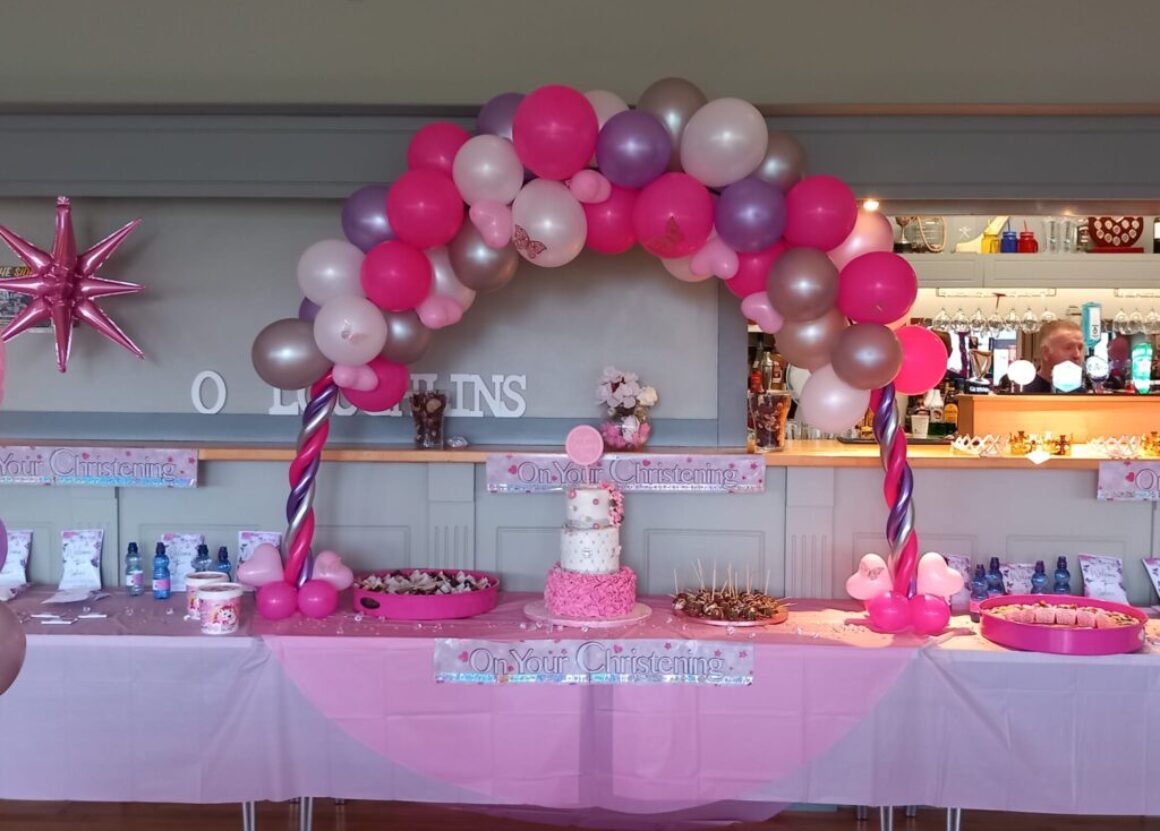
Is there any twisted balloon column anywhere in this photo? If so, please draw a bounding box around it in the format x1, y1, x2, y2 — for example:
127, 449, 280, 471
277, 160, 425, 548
284, 370, 338, 586
873, 383, 918, 595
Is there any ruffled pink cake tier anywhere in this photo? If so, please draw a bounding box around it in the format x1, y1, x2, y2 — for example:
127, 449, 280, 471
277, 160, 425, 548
544, 564, 637, 619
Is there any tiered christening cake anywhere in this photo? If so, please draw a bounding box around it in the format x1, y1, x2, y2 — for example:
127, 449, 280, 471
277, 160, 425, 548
544, 483, 636, 618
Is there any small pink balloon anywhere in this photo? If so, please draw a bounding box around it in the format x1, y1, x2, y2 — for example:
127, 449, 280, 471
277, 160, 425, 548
568, 170, 612, 204
298, 579, 339, 619
237, 543, 284, 588
909, 593, 951, 636
894, 325, 950, 395
469, 200, 514, 248
690, 235, 740, 279
845, 553, 893, 601
416, 294, 465, 329
740, 292, 785, 335
565, 424, 605, 466
725, 241, 787, 299
313, 551, 354, 592
256, 581, 298, 620
916, 552, 965, 599
661, 256, 710, 283
865, 591, 911, 633
827, 209, 895, 271
332, 364, 378, 392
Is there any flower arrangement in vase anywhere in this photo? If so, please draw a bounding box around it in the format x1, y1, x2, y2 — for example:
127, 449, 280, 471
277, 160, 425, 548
596, 367, 658, 450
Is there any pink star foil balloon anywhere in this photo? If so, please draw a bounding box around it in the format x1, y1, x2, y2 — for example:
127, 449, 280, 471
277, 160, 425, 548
0, 197, 144, 372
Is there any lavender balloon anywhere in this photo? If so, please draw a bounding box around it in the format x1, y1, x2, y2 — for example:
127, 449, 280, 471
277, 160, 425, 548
715, 176, 786, 253
297, 298, 320, 323
595, 110, 671, 189
341, 185, 394, 252
477, 92, 524, 140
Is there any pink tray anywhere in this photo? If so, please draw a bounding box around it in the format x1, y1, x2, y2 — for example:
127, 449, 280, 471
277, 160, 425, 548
979, 594, 1147, 655
352, 569, 500, 621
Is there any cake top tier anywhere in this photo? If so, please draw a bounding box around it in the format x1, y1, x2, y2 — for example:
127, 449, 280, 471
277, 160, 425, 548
565, 482, 623, 529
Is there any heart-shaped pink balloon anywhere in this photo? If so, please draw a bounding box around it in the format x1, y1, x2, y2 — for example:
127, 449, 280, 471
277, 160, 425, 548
313, 550, 354, 592
237, 542, 284, 588
416, 294, 464, 329
740, 292, 785, 334
661, 256, 709, 283
691, 236, 740, 279
333, 364, 378, 392
469, 200, 513, 248
916, 552, 965, 599
845, 553, 893, 601
568, 170, 612, 204
865, 591, 911, 633
909, 593, 951, 635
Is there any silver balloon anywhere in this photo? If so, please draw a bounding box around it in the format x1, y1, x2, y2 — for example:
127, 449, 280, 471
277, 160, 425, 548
448, 223, 519, 293
753, 131, 807, 192
381, 310, 432, 365
251, 318, 333, 390
636, 77, 708, 170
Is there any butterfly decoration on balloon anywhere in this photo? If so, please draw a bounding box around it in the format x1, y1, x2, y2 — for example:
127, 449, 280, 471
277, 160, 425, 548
250, 77, 949, 625
0, 197, 144, 373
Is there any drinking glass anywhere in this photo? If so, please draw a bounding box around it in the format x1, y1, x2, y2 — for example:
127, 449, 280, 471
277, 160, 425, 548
1020, 307, 1040, 334
1146, 310, 1160, 335
931, 308, 951, 333
969, 308, 986, 337
1112, 310, 1131, 336
1044, 218, 1060, 253
748, 391, 792, 451
951, 309, 971, 334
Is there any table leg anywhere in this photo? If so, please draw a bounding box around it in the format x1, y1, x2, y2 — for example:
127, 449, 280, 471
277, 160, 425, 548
241, 801, 255, 831
879, 806, 894, 831
298, 795, 314, 831
856, 805, 869, 821
946, 807, 961, 831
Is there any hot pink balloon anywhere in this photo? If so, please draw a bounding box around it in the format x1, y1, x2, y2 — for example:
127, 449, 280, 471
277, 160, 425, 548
691, 235, 739, 279
866, 591, 911, 633
416, 294, 465, 329
568, 170, 612, 204
909, 594, 951, 636
297, 579, 339, 619
784, 175, 858, 251
468, 201, 513, 248
341, 356, 409, 412
740, 292, 784, 334
828, 209, 896, 270
893, 325, 949, 395
407, 122, 470, 175
583, 185, 638, 254
0, 338, 5, 407
512, 85, 598, 181
798, 364, 871, 434
837, 251, 918, 324
661, 256, 710, 283
724, 241, 787, 299
632, 172, 714, 259
360, 240, 432, 313
256, 581, 298, 620
332, 363, 378, 391
386, 169, 464, 250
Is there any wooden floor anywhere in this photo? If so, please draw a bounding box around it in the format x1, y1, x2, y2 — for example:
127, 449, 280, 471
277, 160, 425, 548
1, 802, 1158, 831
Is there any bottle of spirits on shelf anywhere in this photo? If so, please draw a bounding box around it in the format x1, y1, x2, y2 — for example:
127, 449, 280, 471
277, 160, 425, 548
152, 542, 171, 600
1053, 556, 1072, 594
969, 565, 989, 621
192, 543, 212, 574
124, 542, 144, 597
986, 557, 1005, 596
1030, 561, 1048, 594
749, 346, 764, 394
213, 546, 232, 580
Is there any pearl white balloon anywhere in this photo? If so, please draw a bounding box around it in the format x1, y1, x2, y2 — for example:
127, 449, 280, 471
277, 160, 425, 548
425, 246, 477, 312
679, 98, 769, 188
451, 134, 524, 206
510, 180, 587, 268
1007, 359, 1037, 386
585, 90, 629, 129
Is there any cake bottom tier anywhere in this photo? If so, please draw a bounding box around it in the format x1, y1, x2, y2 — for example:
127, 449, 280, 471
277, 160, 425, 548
544, 563, 637, 619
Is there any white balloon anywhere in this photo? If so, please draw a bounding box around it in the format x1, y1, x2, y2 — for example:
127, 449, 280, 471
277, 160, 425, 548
510, 180, 587, 268
452, 135, 524, 206
798, 364, 870, 433
661, 256, 711, 283
1007, 359, 1037, 386
679, 98, 769, 188
312, 295, 388, 365
297, 239, 365, 305
585, 90, 629, 129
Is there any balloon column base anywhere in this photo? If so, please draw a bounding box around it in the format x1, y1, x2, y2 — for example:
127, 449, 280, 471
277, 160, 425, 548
864, 591, 951, 636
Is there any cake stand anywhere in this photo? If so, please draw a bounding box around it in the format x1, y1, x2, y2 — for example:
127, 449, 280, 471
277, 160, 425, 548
523, 599, 652, 629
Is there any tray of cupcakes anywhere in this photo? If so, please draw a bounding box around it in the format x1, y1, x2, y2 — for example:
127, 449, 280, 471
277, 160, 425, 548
979, 594, 1146, 655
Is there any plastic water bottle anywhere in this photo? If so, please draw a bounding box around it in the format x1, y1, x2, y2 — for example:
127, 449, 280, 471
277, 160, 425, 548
213, 546, 232, 580
192, 543, 212, 573
1030, 560, 1048, 594
969, 565, 988, 621
986, 557, 1005, 596
1053, 556, 1071, 595
124, 542, 144, 597
152, 542, 171, 599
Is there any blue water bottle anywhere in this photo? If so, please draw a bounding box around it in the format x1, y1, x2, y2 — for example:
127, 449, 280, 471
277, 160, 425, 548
1053, 556, 1071, 594
986, 557, 1005, 596
152, 542, 171, 599
124, 542, 144, 597
969, 564, 989, 621
1030, 560, 1048, 594
213, 546, 232, 580
192, 543, 212, 573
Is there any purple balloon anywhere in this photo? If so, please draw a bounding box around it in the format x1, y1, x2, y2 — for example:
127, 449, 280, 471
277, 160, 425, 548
0, 517, 6, 573
341, 184, 394, 252
715, 176, 787, 253
595, 110, 671, 189
298, 298, 320, 322
476, 92, 524, 141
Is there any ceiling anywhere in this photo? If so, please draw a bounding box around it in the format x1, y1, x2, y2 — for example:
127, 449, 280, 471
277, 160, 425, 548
2, 0, 1157, 109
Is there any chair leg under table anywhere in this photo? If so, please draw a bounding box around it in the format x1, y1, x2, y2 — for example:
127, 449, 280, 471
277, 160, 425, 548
946, 808, 962, 831
879, 806, 894, 831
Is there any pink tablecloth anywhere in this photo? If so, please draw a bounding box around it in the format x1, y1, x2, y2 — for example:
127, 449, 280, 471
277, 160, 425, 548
1, 587, 1159, 817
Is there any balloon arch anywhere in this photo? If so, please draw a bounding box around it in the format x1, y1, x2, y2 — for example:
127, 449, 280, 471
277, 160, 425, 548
251, 78, 950, 631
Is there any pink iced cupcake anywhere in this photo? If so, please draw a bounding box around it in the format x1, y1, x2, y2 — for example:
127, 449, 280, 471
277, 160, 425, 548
1076, 609, 1096, 628
1054, 607, 1077, 626
1033, 606, 1057, 625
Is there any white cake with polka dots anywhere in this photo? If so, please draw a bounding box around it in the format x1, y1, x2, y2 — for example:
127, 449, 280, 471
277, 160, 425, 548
559, 485, 622, 575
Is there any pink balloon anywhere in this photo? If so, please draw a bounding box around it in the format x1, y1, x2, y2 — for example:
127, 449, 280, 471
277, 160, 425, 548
341, 356, 409, 413
632, 172, 714, 259
236, 542, 284, 588
845, 553, 893, 601
837, 251, 918, 324
916, 552, 966, 599
784, 175, 858, 251
361, 240, 432, 313
724, 241, 787, 299
798, 364, 871, 433
332, 363, 378, 391
827, 209, 895, 270
257, 581, 298, 621
691, 235, 739, 279
416, 294, 465, 329
740, 292, 784, 334
866, 591, 911, 633
468, 201, 514, 248
406, 122, 470, 175
661, 256, 710, 283
0, 338, 5, 407
583, 185, 638, 254
386, 169, 464, 250
909, 593, 951, 636
568, 169, 612, 204
512, 85, 598, 181
451, 134, 524, 206
313, 551, 354, 592
894, 325, 949, 395
297, 579, 339, 619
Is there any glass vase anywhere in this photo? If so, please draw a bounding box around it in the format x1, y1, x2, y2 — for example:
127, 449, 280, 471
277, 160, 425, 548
600, 411, 651, 451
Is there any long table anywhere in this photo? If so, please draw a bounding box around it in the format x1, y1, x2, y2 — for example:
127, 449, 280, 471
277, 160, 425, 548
1, 587, 1158, 819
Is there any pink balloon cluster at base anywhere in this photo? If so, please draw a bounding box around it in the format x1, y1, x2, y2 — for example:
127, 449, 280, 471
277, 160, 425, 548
848, 552, 966, 636
239, 544, 353, 621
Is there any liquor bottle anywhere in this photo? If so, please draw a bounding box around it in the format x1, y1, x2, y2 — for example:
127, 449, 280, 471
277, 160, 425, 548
969, 565, 989, 622
124, 542, 144, 597
749, 346, 764, 394
1030, 561, 1048, 594
768, 349, 786, 391
192, 543, 212, 573
152, 542, 171, 600
986, 557, 1004, 596
213, 546, 232, 580
1053, 556, 1072, 594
